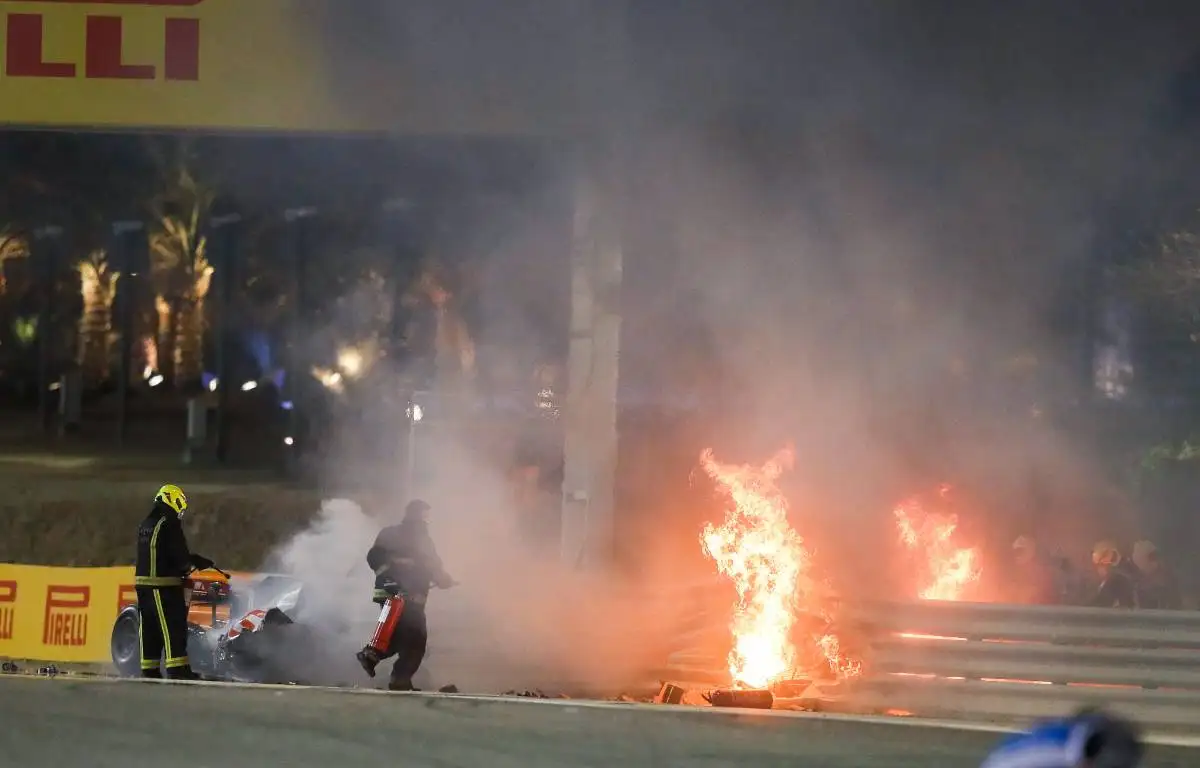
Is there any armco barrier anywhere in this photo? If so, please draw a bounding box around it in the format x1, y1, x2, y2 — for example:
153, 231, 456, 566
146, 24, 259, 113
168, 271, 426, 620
0, 564, 251, 664
841, 600, 1200, 730
649, 578, 735, 689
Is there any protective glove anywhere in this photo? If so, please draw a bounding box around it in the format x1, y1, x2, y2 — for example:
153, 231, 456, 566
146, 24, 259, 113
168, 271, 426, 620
189, 554, 215, 571
380, 578, 402, 597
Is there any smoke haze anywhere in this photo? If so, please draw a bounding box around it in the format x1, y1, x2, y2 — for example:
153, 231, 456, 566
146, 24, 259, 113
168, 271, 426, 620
260, 1, 1200, 690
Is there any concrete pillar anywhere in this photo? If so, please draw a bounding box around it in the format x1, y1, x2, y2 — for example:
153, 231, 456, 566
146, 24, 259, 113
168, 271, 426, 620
560, 153, 623, 570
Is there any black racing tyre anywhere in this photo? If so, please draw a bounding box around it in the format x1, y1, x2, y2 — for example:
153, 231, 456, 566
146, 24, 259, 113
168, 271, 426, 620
110, 607, 142, 677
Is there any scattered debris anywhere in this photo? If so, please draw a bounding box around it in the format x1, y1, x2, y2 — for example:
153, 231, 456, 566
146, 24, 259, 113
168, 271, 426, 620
502, 689, 557, 699
1, 661, 18, 674
651, 681, 714, 707
703, 688, 774, 709
771, 678, 813, 698
39, 665, 59, 677
438, 684, 459, 694
655, 682, 686, 705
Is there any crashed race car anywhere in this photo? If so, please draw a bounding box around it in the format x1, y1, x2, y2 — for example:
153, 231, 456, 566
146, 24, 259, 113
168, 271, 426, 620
110, 569, 319, 684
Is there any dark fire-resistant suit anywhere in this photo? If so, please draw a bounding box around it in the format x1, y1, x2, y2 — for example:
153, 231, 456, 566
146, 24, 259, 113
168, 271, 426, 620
134, 501, 212, 679
357, 506, 453, 690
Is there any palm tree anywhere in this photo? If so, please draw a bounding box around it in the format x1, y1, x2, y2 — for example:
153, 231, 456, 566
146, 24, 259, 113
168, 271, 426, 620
75, 249, 120, 383
147, 144, 214, 386
0, 228, 28, 297
0, 230, 29, 356
404, 259, 476, 389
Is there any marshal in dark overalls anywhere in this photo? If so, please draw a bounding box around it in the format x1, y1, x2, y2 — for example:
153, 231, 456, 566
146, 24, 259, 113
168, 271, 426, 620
134, 484, 213, 680
356, 499, 456, 691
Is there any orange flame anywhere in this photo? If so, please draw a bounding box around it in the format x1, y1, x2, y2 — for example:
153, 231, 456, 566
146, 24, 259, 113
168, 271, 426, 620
699, 447, 858, 687
894, 485, 981, 601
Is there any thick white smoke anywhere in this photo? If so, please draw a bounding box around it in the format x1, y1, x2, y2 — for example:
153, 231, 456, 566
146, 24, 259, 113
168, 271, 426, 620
259, 498, 383, 687
263, 449, 693, 694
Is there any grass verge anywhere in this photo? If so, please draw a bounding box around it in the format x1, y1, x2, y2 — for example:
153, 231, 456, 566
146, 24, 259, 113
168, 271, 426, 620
0, 457, 322, 569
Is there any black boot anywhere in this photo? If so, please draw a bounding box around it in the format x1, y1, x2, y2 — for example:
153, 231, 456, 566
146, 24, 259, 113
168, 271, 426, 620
141, 668, 163, 680
356, 647, 381, 678
387, 677, 417, 692
166, 665, 201, 681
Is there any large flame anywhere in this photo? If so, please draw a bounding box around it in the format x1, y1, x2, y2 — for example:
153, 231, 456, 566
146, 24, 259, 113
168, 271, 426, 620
699, 447, 857, 688
894, 485, 981, 600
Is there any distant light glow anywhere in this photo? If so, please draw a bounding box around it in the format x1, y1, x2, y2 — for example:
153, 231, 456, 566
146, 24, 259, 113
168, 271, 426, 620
311, 366, 344, 394
241, 380, 258, 392
283, 436, 294, 446
337, 346, 365, 379
148, 375, 165, 388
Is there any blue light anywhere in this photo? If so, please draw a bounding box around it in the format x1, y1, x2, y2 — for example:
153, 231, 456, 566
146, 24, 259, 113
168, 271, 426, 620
280, 400, 294, 410
244, 331, 272, 373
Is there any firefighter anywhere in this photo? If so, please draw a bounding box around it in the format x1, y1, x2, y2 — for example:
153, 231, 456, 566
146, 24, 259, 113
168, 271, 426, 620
1088, 541, 1139, 609
134, 484, 214, 680
1130, 540, 1181, 610
1011, 536, 1061, 605
355, 499, 456, 691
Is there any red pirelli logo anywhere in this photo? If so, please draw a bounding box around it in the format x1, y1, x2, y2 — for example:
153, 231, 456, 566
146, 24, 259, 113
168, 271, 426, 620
0, 0, 203, 81
0, 581, 16, 641
42, 585, 90, 647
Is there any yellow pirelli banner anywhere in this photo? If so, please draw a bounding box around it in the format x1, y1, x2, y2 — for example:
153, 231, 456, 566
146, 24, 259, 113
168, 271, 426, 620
0, 564, 245, 664
0, 0, 587, 135
0, 0, 343, 132
0, 564, 135, 663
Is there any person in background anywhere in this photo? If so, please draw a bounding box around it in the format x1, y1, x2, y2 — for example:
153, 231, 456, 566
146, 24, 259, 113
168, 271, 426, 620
1129, 540, 1181, 610
980, 707, 1143, 768
1011, 536, 1061, 605
355, 499, 456, 691
1088, 541, 1139, 609
510, 461, 545, 550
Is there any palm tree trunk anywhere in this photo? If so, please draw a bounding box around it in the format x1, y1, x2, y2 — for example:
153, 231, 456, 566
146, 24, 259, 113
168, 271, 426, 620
174, 295, 206, 384
77, 257, 119, 384
157, 295, 176, 384
174, 259, 214, 386
433, 302, 477, 393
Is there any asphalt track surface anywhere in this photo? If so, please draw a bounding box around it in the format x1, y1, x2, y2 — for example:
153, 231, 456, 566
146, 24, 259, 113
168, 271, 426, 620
0, 677, 1197, 768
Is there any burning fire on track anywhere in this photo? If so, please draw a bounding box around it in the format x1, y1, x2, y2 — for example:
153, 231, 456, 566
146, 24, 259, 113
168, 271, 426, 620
699, 447, 859, 689
893, 484, 981, 601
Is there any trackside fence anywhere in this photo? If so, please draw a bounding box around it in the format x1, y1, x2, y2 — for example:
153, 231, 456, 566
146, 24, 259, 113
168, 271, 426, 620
840, 600, 1200, 730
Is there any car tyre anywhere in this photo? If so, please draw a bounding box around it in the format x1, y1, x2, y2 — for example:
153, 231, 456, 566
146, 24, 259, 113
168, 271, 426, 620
111, 607, 143, 677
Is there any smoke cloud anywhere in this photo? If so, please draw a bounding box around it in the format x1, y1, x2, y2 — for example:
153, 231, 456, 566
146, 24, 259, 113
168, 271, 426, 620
257, 0, 1200, 691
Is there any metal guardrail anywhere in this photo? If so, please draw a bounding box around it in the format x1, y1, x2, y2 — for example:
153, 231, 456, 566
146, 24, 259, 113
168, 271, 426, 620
841, 600, 1200, 729
644, 579, 733, 690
